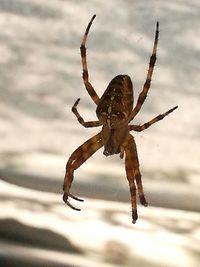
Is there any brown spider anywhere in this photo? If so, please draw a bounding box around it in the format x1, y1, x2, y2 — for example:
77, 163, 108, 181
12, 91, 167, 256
63, 15, 178, 223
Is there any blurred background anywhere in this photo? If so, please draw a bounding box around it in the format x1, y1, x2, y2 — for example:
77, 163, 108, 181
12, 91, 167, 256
0, 0, 200, 266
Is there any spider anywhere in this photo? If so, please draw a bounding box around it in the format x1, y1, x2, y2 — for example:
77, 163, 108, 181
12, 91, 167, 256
63, 15, 178, 223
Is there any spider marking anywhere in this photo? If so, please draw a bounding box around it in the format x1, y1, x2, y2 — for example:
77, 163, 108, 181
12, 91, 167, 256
108, 105, 112, 114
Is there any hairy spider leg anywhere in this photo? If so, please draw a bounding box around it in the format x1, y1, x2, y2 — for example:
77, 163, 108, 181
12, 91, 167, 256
129, 105, 178, 132
72, 98, 102, 127
63, 132, 103, 210
80, 14, 100, 105
129, 21, 159, 122
124, 135, 148, 223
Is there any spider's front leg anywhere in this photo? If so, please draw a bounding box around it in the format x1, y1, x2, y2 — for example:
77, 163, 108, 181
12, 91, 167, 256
129, 21, 159, 122
124, 134, 148, 223
63, 132, 103, 210
80, 14, 100, 105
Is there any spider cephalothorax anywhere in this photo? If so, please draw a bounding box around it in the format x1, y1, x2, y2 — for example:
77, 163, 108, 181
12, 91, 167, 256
63, 15, 177, 223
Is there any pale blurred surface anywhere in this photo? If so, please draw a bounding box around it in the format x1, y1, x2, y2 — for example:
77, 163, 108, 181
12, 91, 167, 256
0, 0, 200, 266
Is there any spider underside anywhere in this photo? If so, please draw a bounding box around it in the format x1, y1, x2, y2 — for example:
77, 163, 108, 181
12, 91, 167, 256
63, 15, 178, 224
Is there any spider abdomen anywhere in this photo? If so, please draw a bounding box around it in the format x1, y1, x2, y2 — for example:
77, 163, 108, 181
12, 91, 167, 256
96, 75, 133, 128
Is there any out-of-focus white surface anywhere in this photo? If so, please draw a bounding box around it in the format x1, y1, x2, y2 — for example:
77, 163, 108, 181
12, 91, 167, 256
0, 180, 200, 267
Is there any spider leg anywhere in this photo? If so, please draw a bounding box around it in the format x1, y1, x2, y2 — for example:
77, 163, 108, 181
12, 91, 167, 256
72, 98, 102, 127
63, 132, 103, 210
129, 105, 178, 132
124, 134, 148, 223
129, 21, 159, 122
69, 193, 84, 202
80, 15, 100, 105
65, 199, 81, 211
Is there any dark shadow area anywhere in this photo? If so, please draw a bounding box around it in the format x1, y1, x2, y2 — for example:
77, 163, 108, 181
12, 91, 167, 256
0, 257, 73, 267
1, 168, 200, 213
0, 218, 83, 254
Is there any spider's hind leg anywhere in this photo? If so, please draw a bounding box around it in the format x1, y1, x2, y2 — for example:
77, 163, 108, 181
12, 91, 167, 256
63, 192, 84, 212
69, 193, 84, 202
63, 132, 103, 210
124, 134, 148, 223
